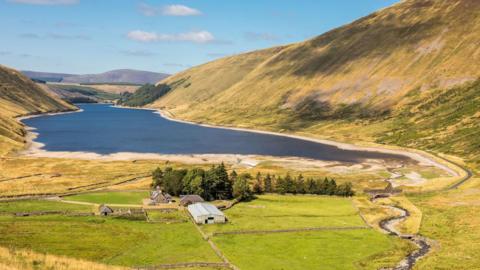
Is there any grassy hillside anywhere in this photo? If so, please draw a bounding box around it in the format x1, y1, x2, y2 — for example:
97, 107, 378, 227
0, 65, 76, 155
43, 83, 120, 103
146, 0, 479, 167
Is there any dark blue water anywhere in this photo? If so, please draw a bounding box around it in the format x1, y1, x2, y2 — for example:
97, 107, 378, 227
22, 104, 409, 163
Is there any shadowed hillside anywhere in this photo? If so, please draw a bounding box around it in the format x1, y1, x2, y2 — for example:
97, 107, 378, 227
0, 65, 76, 155
146, 0, 479, 167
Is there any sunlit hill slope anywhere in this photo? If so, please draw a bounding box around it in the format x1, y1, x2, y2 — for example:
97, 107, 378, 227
0, 65, 76, 155
148, 0, 480, 168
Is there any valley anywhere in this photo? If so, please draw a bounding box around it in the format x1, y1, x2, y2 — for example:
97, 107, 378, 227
0, 0, 479, 269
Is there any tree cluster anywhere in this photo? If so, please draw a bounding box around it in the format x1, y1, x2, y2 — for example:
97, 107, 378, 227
152, 163, 237, 201
253, 172, 355, 197
151, 165, 354, 202
118, 83, 171, 107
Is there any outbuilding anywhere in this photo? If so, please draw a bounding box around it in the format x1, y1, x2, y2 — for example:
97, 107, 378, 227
99, 204, 114, 216
180, 194, 204, 206
187, 202, 226, 224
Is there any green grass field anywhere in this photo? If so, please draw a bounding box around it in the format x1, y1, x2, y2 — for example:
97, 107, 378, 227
65, 191, 149, 205
147, 210, 189, 223
213, 229, 412, 270
0, 213, 220, 267
203, 194, 365, 234
0, 200, 93, 214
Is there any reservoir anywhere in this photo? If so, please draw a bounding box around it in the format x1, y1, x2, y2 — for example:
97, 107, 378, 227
22, 103, 409, 163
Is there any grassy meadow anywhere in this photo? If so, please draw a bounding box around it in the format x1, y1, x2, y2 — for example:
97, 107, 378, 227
407, 177, 480, 270
0, 202, 221, 267
213, 229, 413, 270
203, 195, 365, 235
0, 199, 93, 214
65, 191, 149, 205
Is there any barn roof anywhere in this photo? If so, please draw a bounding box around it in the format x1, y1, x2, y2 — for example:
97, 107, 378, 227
188, 202, 224, 217
180, 195, 204, 205
99, 204, 113, 213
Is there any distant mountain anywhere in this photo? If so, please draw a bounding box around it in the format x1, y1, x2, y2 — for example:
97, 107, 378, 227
22, 69, 169, 85
22, 71, 75, 83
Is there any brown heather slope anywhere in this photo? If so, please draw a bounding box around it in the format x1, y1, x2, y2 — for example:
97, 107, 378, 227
150, 0, 480, 168
0, 65, 76, 155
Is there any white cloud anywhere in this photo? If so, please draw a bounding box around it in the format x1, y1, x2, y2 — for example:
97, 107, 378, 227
139, 3, 201, 16
120, 50, 155, 57
127, 30, 214, 44
162, 4, 201, 16
244, 32, 280, 41
19, 32, 90, 40
7, 0, 78, 5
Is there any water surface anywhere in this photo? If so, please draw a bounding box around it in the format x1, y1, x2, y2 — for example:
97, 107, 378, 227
23, 104, 409, 163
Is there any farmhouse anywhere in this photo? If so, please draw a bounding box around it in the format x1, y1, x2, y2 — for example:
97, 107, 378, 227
187, 202, 226, 224
180, 194, 204, 206
149, 186, 173, 205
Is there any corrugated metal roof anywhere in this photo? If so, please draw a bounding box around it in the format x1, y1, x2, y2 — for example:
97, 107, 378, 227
188, 202, 224, 217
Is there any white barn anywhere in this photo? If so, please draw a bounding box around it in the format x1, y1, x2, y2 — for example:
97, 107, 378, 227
187, 202, 226, 224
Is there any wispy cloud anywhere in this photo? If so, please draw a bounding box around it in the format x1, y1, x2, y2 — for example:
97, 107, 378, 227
207, 52, 231, 58
19, 33, 90, 40
7, 0, 78, 5
244, 32, 280, 41
127, 30, 214, 44
19, 33, 41, 39
47, 33, 90, 40
120, 50, 155, 57
0, 51, 12, 56
139, 3, 201, 17
163, 63, 190, 68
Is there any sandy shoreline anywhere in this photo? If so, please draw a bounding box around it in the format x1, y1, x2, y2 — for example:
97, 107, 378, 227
19, 104, 459, 176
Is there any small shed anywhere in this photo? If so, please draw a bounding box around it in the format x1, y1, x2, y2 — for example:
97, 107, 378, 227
99, 204, 114, 216
180, 195, 204, 206
187, 202, 226, 224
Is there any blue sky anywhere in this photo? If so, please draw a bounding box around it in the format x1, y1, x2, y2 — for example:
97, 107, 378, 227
0, 0, 399, 74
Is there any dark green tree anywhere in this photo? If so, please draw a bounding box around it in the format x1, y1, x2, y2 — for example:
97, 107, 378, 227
151, 167, 164, 188
252, 172, 263, 194
295, 174, 306, 194
233, 173, 253, 201
163, 168, 187, 196
182, 168, 205, 195
263, 173, 273, 193
305, 178, 317, 194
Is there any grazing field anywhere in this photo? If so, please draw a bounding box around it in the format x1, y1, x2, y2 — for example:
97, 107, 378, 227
147, 210, 188, 223
65, 191, 149, 205
408, 177, 480, 270
213, 229, 413, 270
203, 194, 365, 234
0, 200, 93, 214
0, 201, 220, 267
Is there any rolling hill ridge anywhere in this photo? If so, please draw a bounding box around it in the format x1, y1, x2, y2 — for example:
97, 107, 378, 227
23, 69, 169, 85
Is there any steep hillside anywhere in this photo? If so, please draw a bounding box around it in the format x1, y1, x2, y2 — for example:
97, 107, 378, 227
148, 0, 480, 166
0, 65, 76, 155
